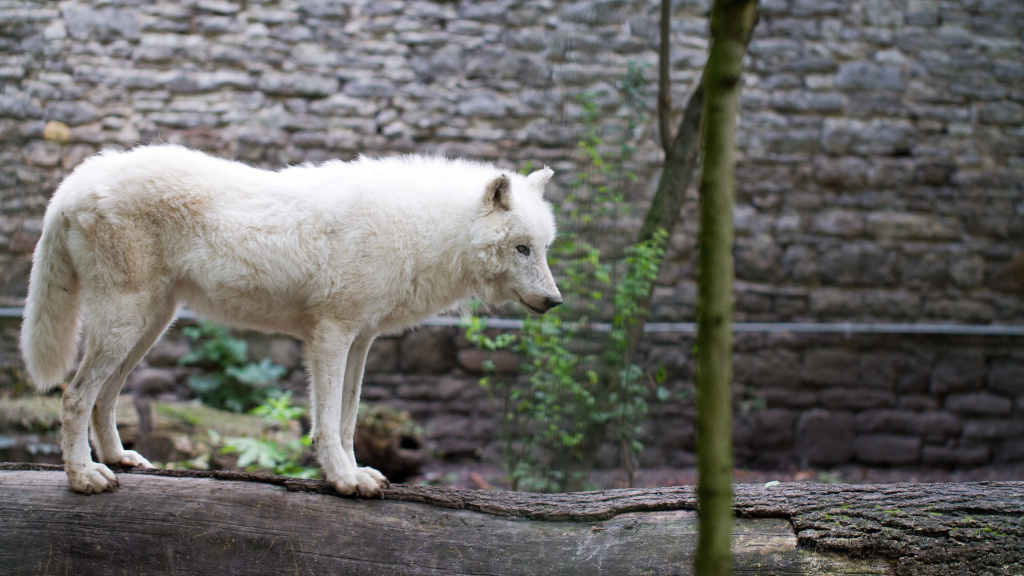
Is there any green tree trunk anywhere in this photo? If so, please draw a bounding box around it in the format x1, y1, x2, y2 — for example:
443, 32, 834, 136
694, 1, 759, 575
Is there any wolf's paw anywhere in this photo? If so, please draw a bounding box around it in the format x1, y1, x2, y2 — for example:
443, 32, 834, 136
115, 450, 155, 469
67, 462, 119, 495
329, 469, 387, 498
360, 466, 391, 489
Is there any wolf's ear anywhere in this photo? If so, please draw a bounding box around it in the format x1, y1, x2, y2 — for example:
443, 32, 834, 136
525, 167, 554, 195
484, 174, 512, 212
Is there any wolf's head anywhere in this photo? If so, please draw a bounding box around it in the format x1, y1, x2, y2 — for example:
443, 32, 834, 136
472, 167, 562, 315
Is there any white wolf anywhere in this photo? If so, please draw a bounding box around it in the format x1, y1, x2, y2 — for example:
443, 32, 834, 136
20, 144, 561, 497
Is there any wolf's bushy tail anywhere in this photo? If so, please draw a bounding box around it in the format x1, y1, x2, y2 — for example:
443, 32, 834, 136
20, 209, 81, 392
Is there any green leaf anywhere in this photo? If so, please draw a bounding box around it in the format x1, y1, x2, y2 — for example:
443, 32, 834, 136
656, 386, 671, 402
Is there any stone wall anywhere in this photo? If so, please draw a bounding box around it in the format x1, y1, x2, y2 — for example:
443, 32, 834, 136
2, 0, 1022, 317
7, 315, 1018, 471
370, 327, 1024, 470
1, 0, 1022, 470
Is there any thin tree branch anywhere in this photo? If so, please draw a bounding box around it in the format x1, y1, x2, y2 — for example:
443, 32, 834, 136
658, 0, 673, 153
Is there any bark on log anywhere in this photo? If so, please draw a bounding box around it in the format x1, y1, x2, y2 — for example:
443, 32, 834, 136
1, 464, 1021, 576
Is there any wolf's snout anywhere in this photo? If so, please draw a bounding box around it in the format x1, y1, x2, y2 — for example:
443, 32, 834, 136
543, 296, 562, 311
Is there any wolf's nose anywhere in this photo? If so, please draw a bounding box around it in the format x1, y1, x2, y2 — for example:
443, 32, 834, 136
544, 297, 562, 310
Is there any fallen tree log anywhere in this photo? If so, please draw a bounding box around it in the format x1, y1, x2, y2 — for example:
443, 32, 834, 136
1, 464, 1020, 575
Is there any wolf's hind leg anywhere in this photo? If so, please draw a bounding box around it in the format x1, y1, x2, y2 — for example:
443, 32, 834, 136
91, 297, 177, 469
62, 292, 165, 494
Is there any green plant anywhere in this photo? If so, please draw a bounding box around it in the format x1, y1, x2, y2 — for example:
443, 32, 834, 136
217, 391, 319, 479
178, 321, 286, 413
464, 65, 670, 492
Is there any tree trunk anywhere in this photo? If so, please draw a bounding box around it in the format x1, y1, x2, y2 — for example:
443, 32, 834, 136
2, 464, 1021, 575
694, 1, 759, 574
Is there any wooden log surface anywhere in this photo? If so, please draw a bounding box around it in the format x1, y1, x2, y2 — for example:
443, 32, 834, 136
1, 463, 1021, 575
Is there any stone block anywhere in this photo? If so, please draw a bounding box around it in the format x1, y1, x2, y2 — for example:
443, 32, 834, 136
821, 389, 895, 410
734, 234, 784, 283
810, 209, 865, 237
762, 388, 819, 409
23, 141, 62, 168
147, 337, 190, 368
399, 328, 456, 374
897, 395, 940, 411
299, 0, 350, 19
922, 444, 991, 467
944, 393, 1013, 416
930, 352, 987, 394
768, 91, 844, 114
753, 409, 797, 450
909, 412, 962, 440
819, 244, 899, 287
994, 440, 1024, 462
44, 102, 97, 126
868, 159, 915, 188
131, 367, 178, 396
802, 349, 860, 387
560, 0, 627, 25
902, 251, 949, 289
437, 376, 484, 402
854, 434, 921, 465
733, 413, 756, 450
667, 450, 697, 468
914, 163, 954, 186
854, 408, 961, 440
64, 6, 140, 41
821, 118, 914, 156
962, 419, 1024, 440
396, 380, 438, 401
342, 77, 395, 99
859, 351, 929, 392
795, 409, 854, 466
457, 93, 511, 117
456, 349, 520, 374
922, 299, 995, 323
281, 370, 309, 396
749, 350, 802, 388
268, 337, 302, 370
366, 339, 398, 373
987, 358, 1024, 395
808, 288, 861, 316
774, 295, 807, 317
835, 61, 905, 91
948, 255, 985, 289
866, 212, 962, 241
976, 101, 1024, 126
148, 112, 221, 129
259, 73, 338, 97
861, 291, 922, 321
855, 409, 914, 433
0, 94, 43, 119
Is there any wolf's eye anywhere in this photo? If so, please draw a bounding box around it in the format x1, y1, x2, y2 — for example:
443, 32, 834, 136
516, 244, 531, 256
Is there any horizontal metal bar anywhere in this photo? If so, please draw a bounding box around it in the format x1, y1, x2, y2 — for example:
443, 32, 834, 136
2, 306, 1023, 336
440, 318, 1024, 336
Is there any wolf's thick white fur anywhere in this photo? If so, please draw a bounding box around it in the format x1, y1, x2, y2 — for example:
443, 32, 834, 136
20, 144, 561, 496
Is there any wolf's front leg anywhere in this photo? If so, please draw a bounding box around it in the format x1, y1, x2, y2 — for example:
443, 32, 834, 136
340, 333, 390, 491
306, 325, 387, 498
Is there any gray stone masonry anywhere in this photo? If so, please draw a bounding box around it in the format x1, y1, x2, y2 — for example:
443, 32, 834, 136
1, 0, 1023, 471
5, 316, 1020, 471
